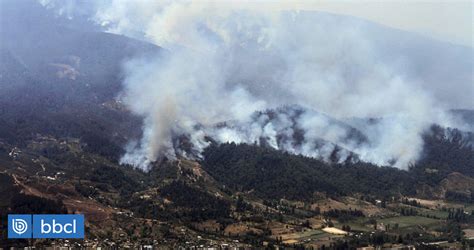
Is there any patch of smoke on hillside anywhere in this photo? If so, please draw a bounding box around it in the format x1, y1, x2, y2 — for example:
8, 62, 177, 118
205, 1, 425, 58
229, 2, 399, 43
40, 1, 469, 170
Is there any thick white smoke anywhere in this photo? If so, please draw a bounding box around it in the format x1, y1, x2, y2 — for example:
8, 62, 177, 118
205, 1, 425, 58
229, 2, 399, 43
41, 1, 465, 170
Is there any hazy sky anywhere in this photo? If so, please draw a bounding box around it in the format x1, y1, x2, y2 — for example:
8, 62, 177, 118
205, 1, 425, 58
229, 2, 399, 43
36, 0, 473, 47
232, 0, 473, 47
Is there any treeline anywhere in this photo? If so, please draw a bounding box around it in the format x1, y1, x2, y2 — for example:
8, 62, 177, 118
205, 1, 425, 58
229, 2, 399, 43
399, 207, 417, 216
445, 190, 474, 203
86, 165, 143, 196
323, 209, 364, 223
401, 198, 423, 207
411, 125, 474, 183
0, 173, 68, 248
159, 180, 231, 221
9, 194, 68, 214
201, 143, 416, 200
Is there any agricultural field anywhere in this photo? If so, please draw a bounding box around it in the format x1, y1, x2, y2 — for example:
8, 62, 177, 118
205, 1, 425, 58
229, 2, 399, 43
378, 216, 442, 230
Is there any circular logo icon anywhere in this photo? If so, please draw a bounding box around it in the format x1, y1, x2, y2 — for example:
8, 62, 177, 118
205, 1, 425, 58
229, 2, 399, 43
12, 219, 28, 235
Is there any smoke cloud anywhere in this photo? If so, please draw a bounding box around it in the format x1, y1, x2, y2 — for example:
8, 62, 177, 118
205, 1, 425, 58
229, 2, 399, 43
41, 1, 470, 170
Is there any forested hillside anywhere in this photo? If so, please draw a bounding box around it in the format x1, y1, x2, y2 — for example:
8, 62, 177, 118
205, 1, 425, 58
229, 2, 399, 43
202, 143, 416, 199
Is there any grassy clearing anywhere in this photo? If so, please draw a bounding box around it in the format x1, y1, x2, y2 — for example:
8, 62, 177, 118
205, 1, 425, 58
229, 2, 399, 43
378, 216, 441, 229
300, 229, 326, 238
417, 208, 450, 219
334, 219, 372, 232
280, 229, 326, 240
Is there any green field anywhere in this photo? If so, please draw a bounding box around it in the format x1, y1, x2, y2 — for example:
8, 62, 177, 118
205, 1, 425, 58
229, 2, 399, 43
334, 220, 372, 232
286, 229, 326, 239
378, 216, 442, 229
417, 208, 450, 219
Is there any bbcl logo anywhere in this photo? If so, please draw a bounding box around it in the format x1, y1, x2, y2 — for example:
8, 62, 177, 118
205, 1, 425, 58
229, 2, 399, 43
8, 215, 32, 238
8, 214, 84, 239
12, 218, 29, 235
40, 219, 78, 234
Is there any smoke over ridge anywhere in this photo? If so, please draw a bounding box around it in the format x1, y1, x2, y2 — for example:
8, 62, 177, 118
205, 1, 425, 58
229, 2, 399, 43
41, 1, 471, 170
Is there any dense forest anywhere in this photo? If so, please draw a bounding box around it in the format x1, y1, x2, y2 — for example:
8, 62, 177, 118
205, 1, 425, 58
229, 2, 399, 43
201, 142, 416, 200
201, 125, 474, 201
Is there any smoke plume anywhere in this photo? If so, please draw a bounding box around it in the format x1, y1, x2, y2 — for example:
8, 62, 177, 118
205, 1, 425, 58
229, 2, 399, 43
41, 1, 470, 170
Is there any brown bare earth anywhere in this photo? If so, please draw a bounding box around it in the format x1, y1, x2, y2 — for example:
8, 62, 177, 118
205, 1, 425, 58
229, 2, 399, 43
311, 197, 389, 217
463, 229, 474, 239
224, 222, 263, 236
441, 172, 474, 194
417, 172, 474, 200
11, 173, 115, 223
